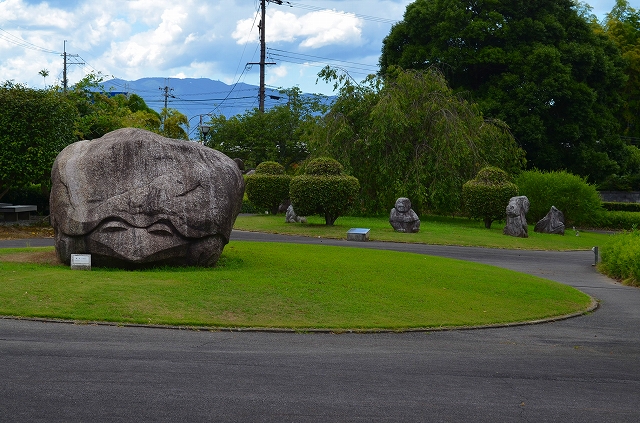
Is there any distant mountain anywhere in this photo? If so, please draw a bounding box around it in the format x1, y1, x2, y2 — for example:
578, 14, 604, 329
101, 77, 287, 120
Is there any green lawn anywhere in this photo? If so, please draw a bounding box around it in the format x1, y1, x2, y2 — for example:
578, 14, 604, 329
0, 242, 592, 331
234, 214, 614, 251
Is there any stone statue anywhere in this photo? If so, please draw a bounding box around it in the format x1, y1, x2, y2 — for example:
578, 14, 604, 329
389, 197, 420, 233
285, 204, 307, 223
503, 196, 530, 238
50, 128, 245, 268
534, 206, 565, 235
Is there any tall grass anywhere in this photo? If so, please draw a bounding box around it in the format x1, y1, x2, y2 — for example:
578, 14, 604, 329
599, 228, 640, 286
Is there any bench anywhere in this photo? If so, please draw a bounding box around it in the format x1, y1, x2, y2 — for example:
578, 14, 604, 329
0, 205, 37, 222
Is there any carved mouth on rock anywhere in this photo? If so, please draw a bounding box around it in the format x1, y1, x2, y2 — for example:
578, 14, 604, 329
86, 218, 191, 265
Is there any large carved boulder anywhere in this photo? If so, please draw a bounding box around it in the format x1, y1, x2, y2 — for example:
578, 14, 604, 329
503, 196, 529, 238
50, 128, 245, 268
389, 197, 420, 233
534, 206, 565, 235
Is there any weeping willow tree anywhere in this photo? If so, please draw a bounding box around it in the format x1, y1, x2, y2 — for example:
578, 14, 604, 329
310, 66, 526, 215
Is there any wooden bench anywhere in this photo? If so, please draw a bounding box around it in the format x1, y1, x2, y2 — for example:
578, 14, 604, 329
0, 205, 37, 222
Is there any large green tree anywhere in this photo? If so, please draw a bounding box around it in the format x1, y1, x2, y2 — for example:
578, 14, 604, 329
0, 82, 78, 200
602, 0, 640, 141
205, 87, 328, 169
311, 67, 526, 215
380, 0, 627, 184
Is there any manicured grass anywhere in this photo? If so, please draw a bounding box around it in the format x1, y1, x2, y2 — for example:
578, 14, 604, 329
234, 214, 614, 251
0, 242, 592, 330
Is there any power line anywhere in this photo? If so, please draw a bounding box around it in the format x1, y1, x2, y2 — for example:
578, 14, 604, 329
286, 1, 399, 25
0, 27, 60, 54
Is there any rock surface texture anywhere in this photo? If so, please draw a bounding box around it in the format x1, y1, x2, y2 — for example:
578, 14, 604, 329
503, 196, 530, 238
534, 206, 565, 235
50, 128, 245, 268
389, 198, 421, 233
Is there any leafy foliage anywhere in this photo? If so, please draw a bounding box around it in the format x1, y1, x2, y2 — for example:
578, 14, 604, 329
463, 167, 518, 229
0, 82, 77, 200
380, 0, 628, 185
514, 169, 603, 226
602, 0, 640, 142
205, 87, 329, 170
311, 66, 525, 215
68, 73, 161, 140
289, 157, 359, 225
245, 161, 291, 214
160, 108, 189, 140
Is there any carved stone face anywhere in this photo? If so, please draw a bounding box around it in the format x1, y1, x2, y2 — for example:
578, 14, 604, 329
50, 128, 245, 268
394, 197, 412, 213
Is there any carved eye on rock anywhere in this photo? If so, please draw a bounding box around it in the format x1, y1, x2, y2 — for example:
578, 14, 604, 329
147, 222, 173, 236
101, 221, 128, 233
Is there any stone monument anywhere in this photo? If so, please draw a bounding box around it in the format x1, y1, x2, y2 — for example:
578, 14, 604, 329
285, 204, 307, 223
534, 206, 565, 235
503, 196, 530, 238
389, 197, 420, 233
50, 128, 245, 268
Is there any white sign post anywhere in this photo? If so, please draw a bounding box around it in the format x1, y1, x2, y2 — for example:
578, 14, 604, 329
70, 254, 91, 271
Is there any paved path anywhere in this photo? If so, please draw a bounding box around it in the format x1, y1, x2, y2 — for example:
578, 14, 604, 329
1, 232, 639, 422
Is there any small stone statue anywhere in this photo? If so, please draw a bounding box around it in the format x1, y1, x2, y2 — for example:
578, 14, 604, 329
503, 196, 529, 238
389, 198, 420, 233
534, 206, 565, 235
285, 204, 307, 223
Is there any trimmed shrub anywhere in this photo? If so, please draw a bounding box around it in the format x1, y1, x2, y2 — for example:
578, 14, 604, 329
602, 202, 640, 213
515, 170, 603, 227
462, 167, 518, 229
245, 161, 291, 214
594, 211, 640, 231
290, 157, 359, 225
599, 228, 640, 286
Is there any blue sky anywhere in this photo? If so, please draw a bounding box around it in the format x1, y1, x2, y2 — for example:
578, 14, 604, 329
0, 0, 618, 96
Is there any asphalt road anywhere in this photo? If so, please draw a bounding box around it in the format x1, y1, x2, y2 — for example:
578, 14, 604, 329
1, 231, 639, 422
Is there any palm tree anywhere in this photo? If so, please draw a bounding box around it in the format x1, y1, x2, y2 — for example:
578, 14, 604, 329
38, 69, 49, 88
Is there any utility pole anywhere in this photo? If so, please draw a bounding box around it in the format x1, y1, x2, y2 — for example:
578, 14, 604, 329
61, 40, 84, 93
248, 0, 277, 112
159, 84, 174, 110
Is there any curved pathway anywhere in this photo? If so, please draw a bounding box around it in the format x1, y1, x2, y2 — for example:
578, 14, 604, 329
1, 232, 639, 422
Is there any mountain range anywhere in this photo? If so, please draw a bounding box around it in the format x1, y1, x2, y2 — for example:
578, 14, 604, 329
102, 77, 290, 121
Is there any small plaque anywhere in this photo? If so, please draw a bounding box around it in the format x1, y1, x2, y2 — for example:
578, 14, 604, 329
71, 254, 91, 270
347, 228, 370, 242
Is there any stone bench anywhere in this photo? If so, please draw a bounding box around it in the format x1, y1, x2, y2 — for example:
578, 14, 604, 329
0, 205, 37, 222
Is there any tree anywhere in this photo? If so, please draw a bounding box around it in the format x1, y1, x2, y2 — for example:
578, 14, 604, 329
68, 72, 163, 140
311, 66, 526, 215
205, 87, 328, 169
602, 0, 640, 141
160, 108, 189, 140
38, 69, 49, 88
289, 157, 359, 225
462, 166, 518, 229
0, 82, 78, 200
380, 0, 628, 185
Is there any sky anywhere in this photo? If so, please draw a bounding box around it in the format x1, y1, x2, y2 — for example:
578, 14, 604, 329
0, 0, 619, 99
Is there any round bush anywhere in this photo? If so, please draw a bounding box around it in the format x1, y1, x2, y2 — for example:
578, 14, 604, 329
305, 157, 344, 176
255, 161, 285, 175
245, 162, 291, 214
462, 167, 518, 229
515, 170, 603, 227
290, 158, 359, 225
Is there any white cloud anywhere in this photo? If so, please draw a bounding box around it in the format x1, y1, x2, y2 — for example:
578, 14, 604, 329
233, 9, 363, 49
